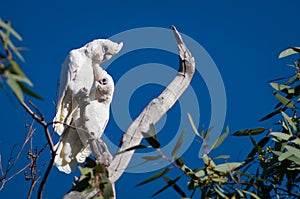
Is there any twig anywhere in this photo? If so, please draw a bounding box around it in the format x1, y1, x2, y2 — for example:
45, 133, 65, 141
19, 100, 54, 153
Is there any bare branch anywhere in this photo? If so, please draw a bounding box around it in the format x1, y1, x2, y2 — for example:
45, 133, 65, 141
19, 100, 55, 153
107, 26, 195, 182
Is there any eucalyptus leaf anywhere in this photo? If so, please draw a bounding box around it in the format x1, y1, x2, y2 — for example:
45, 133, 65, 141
171, 129, 185, 159
136, 168, 170, 186
211, 126, 229, 150
270, 82, 292, 92
141, 155, 162, 161
285, 145, 300, 158
187, 113, 201, 137
281, 111, 297, 131
6, 75, 23, 102
278, 151, 293, 161
233, 127, 265, 136
141, 132, 160, 148
270, 132, 292, 141
273, 92, 295, 108
0, 19, 22, 41
214, 162, 243, 173
278, 47, 300, 58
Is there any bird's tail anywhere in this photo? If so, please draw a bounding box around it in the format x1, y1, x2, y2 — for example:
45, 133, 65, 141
54, 128, 84, 174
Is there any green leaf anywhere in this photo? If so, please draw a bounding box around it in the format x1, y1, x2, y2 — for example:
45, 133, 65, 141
163, 176, 186, 197
278, 47, 300, 58
285, 145, 300, 159
281, 111, 297, 131
195, 169, 205, 177
241, 190, 260, 199
0, 19, 22, 41
214, 185, 229, 199
247, 136, 270, 158
141, 155, 162, 161
214, 162, 243, 173
151, 176, 184, 197
6, 74, 23, 102
187, 113, 201, 137
270, 132, 292, 141
233, 127, 265, 136
136, 168, 170, 187
19, 83, 43, 100
171, 130, 186, 159
270, 82, 292, 92
259, 107, 287, 121
211, 126, 229, 150
273, 92, 295, 108
213, 155, 230, 160
149, 123, 158, 140
141, 132, 160, 148
278, 151, 293, 161
116, 144, 149, 155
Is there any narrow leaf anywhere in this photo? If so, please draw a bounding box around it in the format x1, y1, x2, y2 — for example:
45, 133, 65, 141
279, 47, 300, 58
19, 83, 43, 100
141, 155, 162, 161
116, 144, 149, 155
273, 92, 295, 108
241, 190, 260, 199
0, 19, 22, 41
270, 82, 292, 92
281, 111, 297, 131
141, 132, 160, 148
171, 130, 186, 159
259, 107, 287, 121
233, 128, 265, 136
187, 113, 200, 137
214, 186, 229, 199
136, 168, 170, 187
270, 132, 292, 141
213, 155, 230, 160
215, 162, 243, 173
6, 75, 23, 102
211, 126, 229, 150
278, 151, 293, 161
151, 176, 182, 197
285, 145, 300, 158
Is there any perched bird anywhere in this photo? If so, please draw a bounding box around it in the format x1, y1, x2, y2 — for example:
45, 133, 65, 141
53, 39, 123, 135
54, 69, 115, 173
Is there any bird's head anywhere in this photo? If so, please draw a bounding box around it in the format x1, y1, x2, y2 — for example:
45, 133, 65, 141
94, 70, 114, 103
85, 39, 123, 64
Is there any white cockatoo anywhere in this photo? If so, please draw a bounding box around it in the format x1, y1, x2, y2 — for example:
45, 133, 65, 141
53, 39, 123, 135
54, 68, 115, 173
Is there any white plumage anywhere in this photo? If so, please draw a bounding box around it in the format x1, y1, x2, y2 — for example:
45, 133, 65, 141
54, 69, 115, 173
53, 39, 123, 135
53, 39, 122, 173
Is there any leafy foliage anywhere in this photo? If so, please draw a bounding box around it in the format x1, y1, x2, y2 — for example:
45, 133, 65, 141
120, 47, 300, 198
0, 19, 42, 102
70, 158, 114, 199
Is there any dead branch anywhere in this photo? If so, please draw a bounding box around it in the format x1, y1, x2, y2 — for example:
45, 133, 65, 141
63, 26, 195, 199
108, 25, 195, 183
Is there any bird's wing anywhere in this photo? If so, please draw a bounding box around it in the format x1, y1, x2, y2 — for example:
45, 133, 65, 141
53, 49, 89, 135
54, 126, 84, 174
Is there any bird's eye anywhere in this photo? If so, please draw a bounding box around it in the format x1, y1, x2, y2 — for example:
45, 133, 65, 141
101, 77, 108, 85
102, 46, 108, 53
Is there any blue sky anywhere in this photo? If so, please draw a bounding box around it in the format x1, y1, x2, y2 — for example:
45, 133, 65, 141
1, 0, 300, 198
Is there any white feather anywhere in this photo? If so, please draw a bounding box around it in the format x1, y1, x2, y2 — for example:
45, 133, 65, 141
53, 39, 122, 135
54, 68, 115, 173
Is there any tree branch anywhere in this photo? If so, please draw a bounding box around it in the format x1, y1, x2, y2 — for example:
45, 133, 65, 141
107, 25, 195, 183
